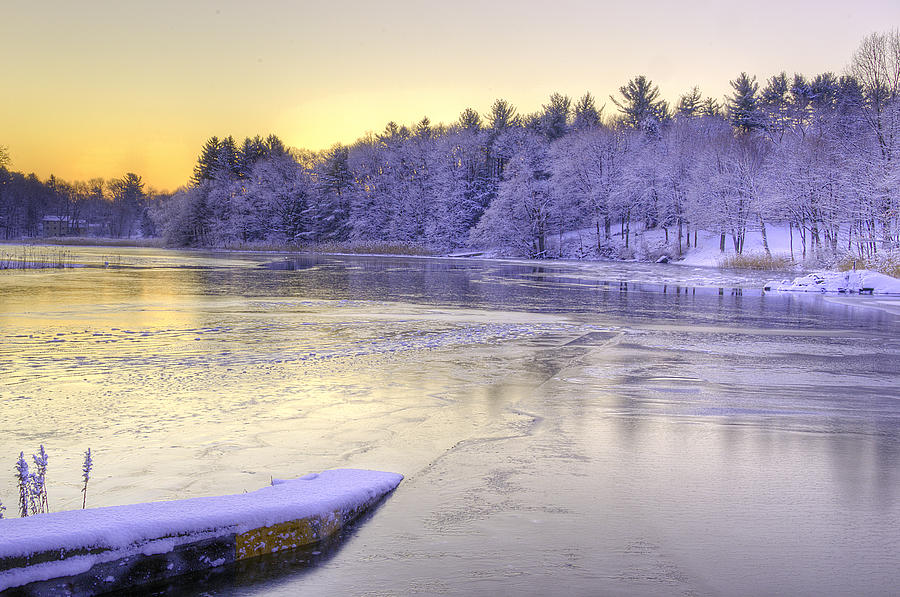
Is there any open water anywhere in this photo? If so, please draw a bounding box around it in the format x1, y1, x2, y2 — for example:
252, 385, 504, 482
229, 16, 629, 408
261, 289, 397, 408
1, 246, 898, 596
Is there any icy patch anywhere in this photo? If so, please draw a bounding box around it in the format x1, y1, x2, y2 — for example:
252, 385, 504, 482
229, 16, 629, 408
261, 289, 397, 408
764, 270, 900, 295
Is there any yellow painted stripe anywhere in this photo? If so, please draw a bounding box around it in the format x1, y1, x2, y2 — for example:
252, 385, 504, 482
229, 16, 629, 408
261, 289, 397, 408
235, 511, 342, 560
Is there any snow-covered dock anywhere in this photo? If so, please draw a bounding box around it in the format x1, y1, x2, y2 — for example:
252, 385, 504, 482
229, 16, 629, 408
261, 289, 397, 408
0, 469, 402, 595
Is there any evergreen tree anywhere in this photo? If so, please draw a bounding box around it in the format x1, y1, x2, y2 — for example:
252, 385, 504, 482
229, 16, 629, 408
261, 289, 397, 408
109, 172, 145, 237
538, 93, 571, 140
266, 134, 288, 157
216, 136, 240, 178
760, 72, 791, 137
414, 116, 433, 139
572, 92, 602, 130
809, 72, 840, 111
676, 86, 703, 118
484, 99, 522, 207
192, 136, 220, 185
727, 72, 763, 133
458, 107, 482, 131
378, 121, 410, 144
315, 145, 354, 241
611, 75, 669, 130
487, 99, 519, 132
700, 97, 723, 118
239, 135, 268, 177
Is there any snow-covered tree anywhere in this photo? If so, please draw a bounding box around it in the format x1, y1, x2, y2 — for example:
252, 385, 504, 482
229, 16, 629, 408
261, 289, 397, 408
611, 75, 669, 132
850, 30, 900, 249
728, 72, 763, 133
314, 145, 354, 242
572, 92, 602, 131
537, 93, 572, 141
472, 132, 556, 257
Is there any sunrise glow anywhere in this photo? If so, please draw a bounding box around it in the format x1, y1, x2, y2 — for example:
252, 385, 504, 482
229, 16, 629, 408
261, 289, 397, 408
2, 0, 897, 190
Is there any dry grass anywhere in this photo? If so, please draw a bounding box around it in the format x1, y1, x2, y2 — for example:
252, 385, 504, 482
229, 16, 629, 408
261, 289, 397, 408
218, 241, 304, 252
41, 237, 165, 248
0, 247, 76, 269
835, 253, 900, 278
718, 252, 793, 271
216, 240, 432, 256
307, 241, 433, 256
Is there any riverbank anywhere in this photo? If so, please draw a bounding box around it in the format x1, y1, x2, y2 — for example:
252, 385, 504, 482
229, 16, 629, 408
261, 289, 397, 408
765, 269, 900, 295
4, 225, 899, 282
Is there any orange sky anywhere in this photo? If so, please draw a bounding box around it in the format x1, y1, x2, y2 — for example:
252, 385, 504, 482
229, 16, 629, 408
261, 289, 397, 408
2, 0, 898, 191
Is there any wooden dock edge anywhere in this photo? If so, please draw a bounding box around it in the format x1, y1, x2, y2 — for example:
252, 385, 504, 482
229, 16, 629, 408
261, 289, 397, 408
0, 470, 401, 596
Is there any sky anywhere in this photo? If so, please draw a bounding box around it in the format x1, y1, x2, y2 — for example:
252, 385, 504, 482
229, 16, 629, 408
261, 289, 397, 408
2, 0, 899, 191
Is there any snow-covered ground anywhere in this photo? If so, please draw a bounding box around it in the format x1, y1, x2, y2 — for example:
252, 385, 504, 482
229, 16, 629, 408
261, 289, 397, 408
764, 270, 900, 295
520, 222, 815, 269
677, 226, 796, 268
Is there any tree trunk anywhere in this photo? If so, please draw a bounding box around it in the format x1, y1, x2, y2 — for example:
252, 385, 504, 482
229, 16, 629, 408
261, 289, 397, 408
677, 218, 683, 256
759, 217, 771, 257
811, 224, 821, 260
789, 221, 794, 262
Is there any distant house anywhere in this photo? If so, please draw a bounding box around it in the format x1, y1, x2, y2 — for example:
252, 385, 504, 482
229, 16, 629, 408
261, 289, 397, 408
41, 216, 88, 236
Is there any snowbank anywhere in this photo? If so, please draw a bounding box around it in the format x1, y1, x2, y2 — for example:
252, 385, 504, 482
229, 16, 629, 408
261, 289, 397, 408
0, 468, 402, 592
678, 225, 801, 268
540, 223, 803, 268
764, 270, 900, 295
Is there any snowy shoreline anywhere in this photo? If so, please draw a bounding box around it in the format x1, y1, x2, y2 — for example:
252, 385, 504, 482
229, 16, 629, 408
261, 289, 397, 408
764, 269, 900, 295
0, 469, 402, 593
6, 239, 900, 298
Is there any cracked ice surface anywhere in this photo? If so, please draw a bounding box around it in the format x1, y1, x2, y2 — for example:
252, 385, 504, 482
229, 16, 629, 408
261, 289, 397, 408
2, 246, 899, 596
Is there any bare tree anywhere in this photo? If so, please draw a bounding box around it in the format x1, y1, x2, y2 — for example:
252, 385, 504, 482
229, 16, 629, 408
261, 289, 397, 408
850, 30, 900, 249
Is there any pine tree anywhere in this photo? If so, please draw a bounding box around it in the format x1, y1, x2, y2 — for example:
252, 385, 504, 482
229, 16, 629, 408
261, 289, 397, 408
414, 117, 433, 139
487, 99, 519, 132
572, 92, 602, 130
458, 107, 482, 131
611, 75, 669, 131
539, 93, 571, 140
700, 97, 723, 118
315, 145, 354, 241
676, 86, 703, 118
216, 136, 240, 178
238, 135, 268, 177
760, 72, 792, 138
192, 137, 221, 185
265, 134, 287, 157
809, 73, 840, 111
727, 72, 762, 133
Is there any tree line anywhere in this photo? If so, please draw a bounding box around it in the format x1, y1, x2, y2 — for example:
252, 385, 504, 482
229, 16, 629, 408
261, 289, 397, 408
0, 149, 155, 240
3, 31, 898, 262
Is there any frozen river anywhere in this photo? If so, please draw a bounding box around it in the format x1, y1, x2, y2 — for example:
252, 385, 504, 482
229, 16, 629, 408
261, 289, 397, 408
1, 246, 899, 596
